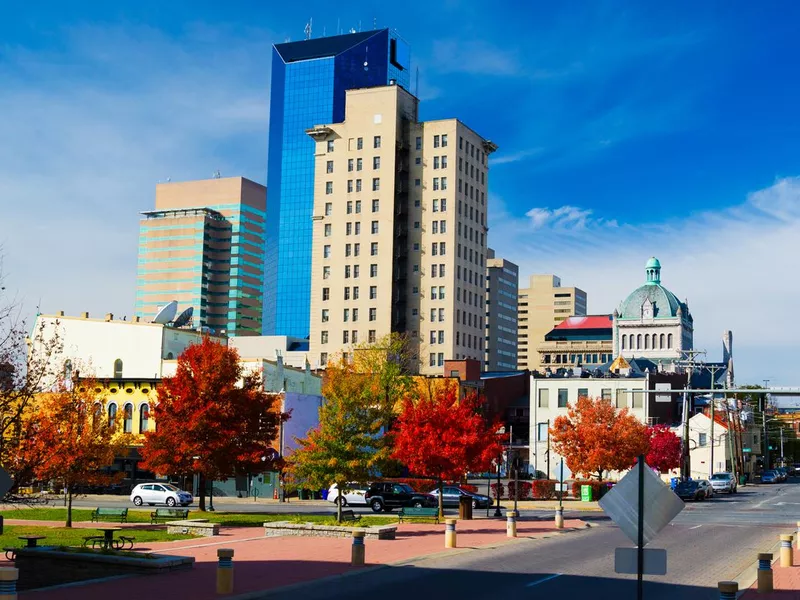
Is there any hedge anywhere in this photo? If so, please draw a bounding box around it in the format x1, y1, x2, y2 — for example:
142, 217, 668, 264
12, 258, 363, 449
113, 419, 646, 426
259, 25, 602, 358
571, 480, 612, 499
532, 479, 558, 500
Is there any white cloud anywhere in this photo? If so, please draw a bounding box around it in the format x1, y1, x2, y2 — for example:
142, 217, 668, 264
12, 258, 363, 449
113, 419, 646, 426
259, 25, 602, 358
490, 178, 800, 385
491, 148, 544, 166
0, 24, 275, 324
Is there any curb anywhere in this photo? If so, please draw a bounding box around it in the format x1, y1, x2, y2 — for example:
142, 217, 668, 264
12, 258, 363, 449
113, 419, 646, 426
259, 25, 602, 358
229, 521, 592, 599
730, 532, 785, 598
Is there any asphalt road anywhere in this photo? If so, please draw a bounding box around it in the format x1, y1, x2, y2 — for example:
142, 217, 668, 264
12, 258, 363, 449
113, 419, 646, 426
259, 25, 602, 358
256, 479, 800, 599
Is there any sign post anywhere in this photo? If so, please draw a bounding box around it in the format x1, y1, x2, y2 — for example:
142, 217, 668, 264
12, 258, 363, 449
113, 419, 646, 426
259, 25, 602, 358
637, 456, 644, 600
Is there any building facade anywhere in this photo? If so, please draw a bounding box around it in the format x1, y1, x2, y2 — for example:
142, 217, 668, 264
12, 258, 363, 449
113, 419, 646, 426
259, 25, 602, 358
612, 258, 694, 364
484, 249, 518, 371
264, 29, 411, 337
536, 315, 613, 372
306, 84, 495, 374
135, 177, 266, 336
517, 274, 587, 370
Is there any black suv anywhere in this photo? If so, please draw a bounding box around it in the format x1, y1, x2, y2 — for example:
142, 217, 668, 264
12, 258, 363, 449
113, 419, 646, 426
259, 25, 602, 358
364, 482, 437, 513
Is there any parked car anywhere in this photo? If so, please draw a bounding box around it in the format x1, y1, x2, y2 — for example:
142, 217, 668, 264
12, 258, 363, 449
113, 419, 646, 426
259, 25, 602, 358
326, 483, 368, 507
674, 481, 707, 501
710, 472, 737, 494
775, 467, 788, 482
792, 464, 800, 476
761, 470, 779, 484
426, 485, 492, 509
697, 479, 714, 498
130, 483, 193, 507
363, 482, 437, 513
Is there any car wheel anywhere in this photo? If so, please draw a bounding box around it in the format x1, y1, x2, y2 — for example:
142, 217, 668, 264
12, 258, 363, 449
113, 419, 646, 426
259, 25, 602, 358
133, 496, 143, 506
335, 497, 348, 507
371, 499, 384, 513
413, 500, 424, 508
166, 497, 176, 507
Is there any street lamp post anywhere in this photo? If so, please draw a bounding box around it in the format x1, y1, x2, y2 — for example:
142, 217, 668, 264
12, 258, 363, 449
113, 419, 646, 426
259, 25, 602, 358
494, 455, 502, 517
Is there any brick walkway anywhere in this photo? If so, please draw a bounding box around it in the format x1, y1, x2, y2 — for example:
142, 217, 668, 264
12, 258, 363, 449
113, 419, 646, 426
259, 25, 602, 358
19, 516, 585, 599
741, 551, 800, 599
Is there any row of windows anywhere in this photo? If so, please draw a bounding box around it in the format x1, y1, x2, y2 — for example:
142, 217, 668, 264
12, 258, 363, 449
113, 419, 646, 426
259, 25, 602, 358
458, 244, 484, 268
325, 156, 383, 174
429, 352, 446, 367
323, 199, 381, 216
321, 285, 379, 301
320, 329, 378, 345
430, 286, 447, 300
457, 287, 484, 311
102, 402, 151, 434
536, 388, 645, 413
432, 177, 448, 191
457, 265, 484, 288
459, 221, 486, 247
327, 136, 381, 153
429, 330, 446, 344
459, 180, 486, 206
430, 308, 446, 322
457, 309, 484, 330
323, 221, 381, 237
456, 331, 483, 351
431, 220, 447, 234
621, 332, 673, 351
325, 178, 382, 194
541, 353, 611, 365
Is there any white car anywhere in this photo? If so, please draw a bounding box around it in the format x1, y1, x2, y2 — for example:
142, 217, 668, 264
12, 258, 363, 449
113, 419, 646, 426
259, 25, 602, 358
327, 483, 368, 507
130, 483, 193, 507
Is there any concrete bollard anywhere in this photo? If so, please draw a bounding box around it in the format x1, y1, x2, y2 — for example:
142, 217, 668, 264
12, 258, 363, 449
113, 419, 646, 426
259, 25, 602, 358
445, 519, 457, 548
757, 552, 773, 593
717, 580, 737, 599
796, 522, 800, 549
216, 548, 234, 595
781, 534, 794, 568
555, 507, 564, 529
507, 510, 517, 538
0, 567, 18, 600
351, 531, 365, 566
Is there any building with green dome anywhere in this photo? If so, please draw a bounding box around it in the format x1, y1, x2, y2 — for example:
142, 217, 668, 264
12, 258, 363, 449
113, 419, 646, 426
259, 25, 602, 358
612, 257, 694, 366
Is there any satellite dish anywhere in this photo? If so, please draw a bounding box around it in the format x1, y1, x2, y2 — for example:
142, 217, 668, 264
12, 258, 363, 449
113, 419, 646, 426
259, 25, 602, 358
153, 300, 178, 324
173, 306, 193, 328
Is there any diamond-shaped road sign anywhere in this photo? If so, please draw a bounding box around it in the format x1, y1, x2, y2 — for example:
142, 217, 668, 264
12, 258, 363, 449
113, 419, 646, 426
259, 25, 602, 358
599, 463, 684, 547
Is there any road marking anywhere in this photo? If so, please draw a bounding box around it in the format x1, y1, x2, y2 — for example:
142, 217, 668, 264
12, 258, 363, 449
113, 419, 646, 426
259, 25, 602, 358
689, 525, 703, 529
526, 573, 563, 587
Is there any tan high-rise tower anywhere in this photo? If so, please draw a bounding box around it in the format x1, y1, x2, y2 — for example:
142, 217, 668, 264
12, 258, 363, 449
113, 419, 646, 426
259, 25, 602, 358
307, 84, 495, 374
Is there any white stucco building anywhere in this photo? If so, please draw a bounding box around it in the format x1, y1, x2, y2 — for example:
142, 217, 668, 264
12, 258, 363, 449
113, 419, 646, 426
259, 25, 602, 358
612, 258, 693, 365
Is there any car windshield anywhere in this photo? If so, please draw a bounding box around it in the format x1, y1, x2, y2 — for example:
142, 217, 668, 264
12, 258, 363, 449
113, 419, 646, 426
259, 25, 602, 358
711, 474, 730, 480
398, 484, 414, 493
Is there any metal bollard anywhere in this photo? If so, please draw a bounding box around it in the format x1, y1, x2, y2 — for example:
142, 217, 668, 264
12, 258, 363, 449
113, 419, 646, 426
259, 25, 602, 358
757, 552, 773, 593
351, 531, 365, 566
555, 507, 564, 529
445, 519, 457, 548
781, 534, 794, 568
0, 567, 18, 600
216, 548, 234, 595
507, 510, 517, 538
717, 580, 737, 599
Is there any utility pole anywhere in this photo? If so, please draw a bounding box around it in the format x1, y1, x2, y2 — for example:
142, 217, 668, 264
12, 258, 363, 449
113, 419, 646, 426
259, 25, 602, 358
677, 350, 706, 481
763, 380, 770, 470
708, 364, 721, 477
780, 427, 785, 464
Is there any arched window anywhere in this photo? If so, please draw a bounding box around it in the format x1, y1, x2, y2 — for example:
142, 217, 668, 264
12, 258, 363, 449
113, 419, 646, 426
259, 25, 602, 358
651, 333, 657, 349
628, 334, 633, 349
92, 402, 103, 427
644, 335, 649, 350
660, 333, 665, 349
114, 359, 123, 379
107, 403, 117, 426
667, 333, 673, 349
123, 403, 133, 433
139, 403, 150, 433
621, 335, 626, 350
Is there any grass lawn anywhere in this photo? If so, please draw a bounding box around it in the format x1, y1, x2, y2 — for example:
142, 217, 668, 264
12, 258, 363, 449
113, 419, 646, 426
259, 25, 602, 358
3, 507, 398, 528
0, 525, 195, 549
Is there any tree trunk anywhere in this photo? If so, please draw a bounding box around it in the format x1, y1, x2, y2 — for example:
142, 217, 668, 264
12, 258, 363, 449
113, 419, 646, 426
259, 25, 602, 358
438, 477, 444, 520
198, 473, 207, 512
66, 487, 73, 528
336, 481, 343, 523
598, 469, 603, 482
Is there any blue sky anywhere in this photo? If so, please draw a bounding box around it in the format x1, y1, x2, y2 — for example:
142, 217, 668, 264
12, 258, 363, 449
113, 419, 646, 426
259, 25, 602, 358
1, 1, 798, 384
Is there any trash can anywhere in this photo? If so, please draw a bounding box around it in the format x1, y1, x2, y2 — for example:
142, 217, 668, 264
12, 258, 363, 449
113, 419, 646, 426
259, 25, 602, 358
459, 495, 473, 520
298, 489, 307, 500
321, 488, 329, 500
739, 474, 747, 486
581, 485, 593, 502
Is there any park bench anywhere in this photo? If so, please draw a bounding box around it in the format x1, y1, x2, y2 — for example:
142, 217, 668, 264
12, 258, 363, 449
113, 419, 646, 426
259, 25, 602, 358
82, 535, 105, 549
91, 507, 128, 523
151, 508, 190, 524
340, 509, 361, 522
116, 535, 136, 550
398, 507, 439, 523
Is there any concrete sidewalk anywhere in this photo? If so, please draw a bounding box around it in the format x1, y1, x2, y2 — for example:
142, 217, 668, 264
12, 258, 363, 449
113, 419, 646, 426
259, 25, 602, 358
20, 516, 587, 599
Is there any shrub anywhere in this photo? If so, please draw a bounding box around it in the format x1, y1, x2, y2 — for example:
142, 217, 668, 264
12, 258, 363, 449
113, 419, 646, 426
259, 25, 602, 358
571, 480, 608, 499
490, 482, 505, 499
506, 480, 532, 500
531, 479, 558, 500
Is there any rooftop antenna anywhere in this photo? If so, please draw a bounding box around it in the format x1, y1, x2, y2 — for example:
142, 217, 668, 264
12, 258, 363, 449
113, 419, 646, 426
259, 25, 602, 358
213, 170, 221, 179
304, 18, 312, 40
323, 25, 326, 36
358, 20, 361, 32
415, 66, 419, 97
337, 18, 340, 34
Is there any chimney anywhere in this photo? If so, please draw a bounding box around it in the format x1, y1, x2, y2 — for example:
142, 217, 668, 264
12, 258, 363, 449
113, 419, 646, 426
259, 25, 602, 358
57, 310, 65, 316
81, 312, 89, 319
105, 313, 113, 322
133, 316, 140, 323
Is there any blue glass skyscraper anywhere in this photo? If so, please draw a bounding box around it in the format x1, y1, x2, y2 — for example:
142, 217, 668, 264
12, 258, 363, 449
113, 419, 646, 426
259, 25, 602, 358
263, 29, 411, 336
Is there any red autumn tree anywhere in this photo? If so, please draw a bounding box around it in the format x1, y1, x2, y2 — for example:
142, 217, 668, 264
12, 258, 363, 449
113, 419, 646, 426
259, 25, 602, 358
550, 396, 649, 481
140, 338, 286, 511
645, 424, 681, 473
20, 379, 132, 526
392, 383, 503, 518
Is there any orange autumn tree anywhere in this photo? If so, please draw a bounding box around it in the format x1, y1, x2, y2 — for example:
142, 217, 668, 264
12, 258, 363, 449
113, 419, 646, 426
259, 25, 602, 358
550, 396, 649, 481
140, 338, 285, 511
21, 379, 131, 526
392, 383, 503, 519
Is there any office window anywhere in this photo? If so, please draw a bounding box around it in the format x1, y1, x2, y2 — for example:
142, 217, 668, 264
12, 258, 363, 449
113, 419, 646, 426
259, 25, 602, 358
432, 243, 438, 256
345, 243, 351, 257
440, 220, 446, 233
430, 331, 437, 344
438, 353, 444, 366
353, 286, 359, 299
370, 264, 378, 277
346, 201, 353, 214
439, 264, 445, 277
537, 423, 549, 442
322, 287, 329, 301
616, 390, 626, 409
370, 286, 377, 299
326, 160, 333, 174
416, 136, 422, 150
323, 245, 331, 258
430, 308, 437, 321
343, 308, 350, 322
577, 387, 589, 400
431, 286, 438, 300
327, 140, 334, 152
322, 266, 330, 279
355, 222, 361, 235
439, 242, 446, 255
441, 134, 448, 147
373, 135, 381, 148
433, 199, 439, 212
344, 287, 350, 300
344, 265, 351, 279
442, 155, 448, 168
438, 308, 445, 321
632, 391, 644, 409
357, 157, 363, 171
372, 199, 379, 212
320, 352, 328, 365
538, 389, 549, 408
355, 200, 361, 213
432, 221, 439, 234
372, 178, 380, 191
348, 158, 354, 172
441, 177, 448, 190
353, 308, 359, 322
433, 135, 440, 148
430, 353, 436, 367
353, 264, 360, 278
368, 329, 376, 343
438, 286, 445, 299
347, 180, 353, 193
369, 307, 377, 321
371, 242, 378, 256
321, 309, 329, 323
373, 156, 380, 170
343, 331, 349, 344
433, 178, 439, 191
324, 202, 332, 216
324, 224, 331, 237
356, 179, 362, 192
433, 156, 440, 169
699, 433, 708, 447
346, 222, 352, 236
371, 221, 379, 234
357, 137, 363, 150
601, 389, 612, 402
325, 182, 333, 194
321, 330, 328, 344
